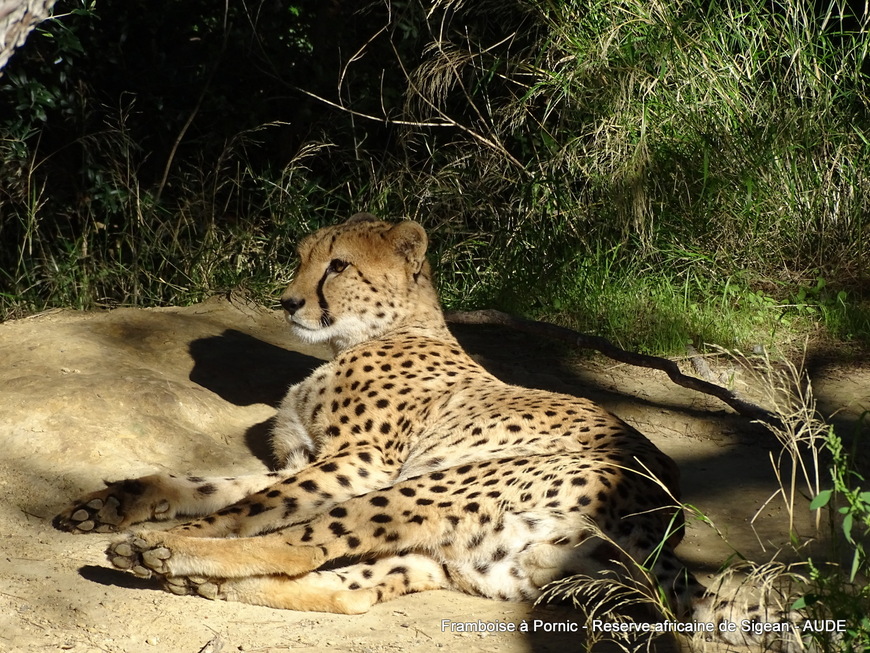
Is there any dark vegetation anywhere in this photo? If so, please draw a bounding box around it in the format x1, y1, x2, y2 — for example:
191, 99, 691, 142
1, 0, 868, 353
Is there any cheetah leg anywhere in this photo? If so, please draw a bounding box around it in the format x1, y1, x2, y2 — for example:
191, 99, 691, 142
169, 446, 398, 538
54, 471, 292, 533
161, 554, 448, 614
106, 529, 327, 580
105, 474, 496, 581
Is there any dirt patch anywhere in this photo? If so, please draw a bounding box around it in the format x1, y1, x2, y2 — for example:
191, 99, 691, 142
0, 297, 866, 653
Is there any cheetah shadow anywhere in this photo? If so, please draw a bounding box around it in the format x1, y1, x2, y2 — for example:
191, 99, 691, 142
186, 325, 768, 471
188, 329, 324, 468
450, 324, 777, 440
78, 565, 160, 591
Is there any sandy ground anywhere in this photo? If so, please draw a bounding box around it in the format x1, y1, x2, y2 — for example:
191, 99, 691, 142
0, 296, 866, 653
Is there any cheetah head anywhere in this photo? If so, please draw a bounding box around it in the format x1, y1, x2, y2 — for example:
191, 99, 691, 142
280, 213, 442, 352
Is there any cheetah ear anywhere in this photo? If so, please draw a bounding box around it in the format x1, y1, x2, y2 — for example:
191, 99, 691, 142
387, 221, 428, 267
345, 212, 378, 224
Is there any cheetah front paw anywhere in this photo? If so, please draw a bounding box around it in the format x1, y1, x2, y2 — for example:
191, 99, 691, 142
106, 534, 173, 579
54, 478, 173, 533
54, 493, 125, 533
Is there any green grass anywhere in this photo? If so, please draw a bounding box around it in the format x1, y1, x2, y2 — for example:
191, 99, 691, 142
534, 247, 870, 355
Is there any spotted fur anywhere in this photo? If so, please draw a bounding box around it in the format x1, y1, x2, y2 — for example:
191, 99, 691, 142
55, 214, 792, 648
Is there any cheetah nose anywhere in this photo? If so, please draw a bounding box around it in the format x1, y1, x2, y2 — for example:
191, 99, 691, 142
281, 297, 305, 314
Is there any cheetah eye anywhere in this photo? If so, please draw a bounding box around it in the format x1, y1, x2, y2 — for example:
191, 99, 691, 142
327, 259, 349, 274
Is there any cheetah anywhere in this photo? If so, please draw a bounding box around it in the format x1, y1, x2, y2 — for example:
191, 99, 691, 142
54, 214, 785, 645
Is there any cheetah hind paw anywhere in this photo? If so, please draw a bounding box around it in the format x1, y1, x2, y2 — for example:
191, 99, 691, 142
162, 575, 226, 600
106, 536, 225, 599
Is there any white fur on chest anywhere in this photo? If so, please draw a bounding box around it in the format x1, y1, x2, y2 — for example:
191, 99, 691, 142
270, 361, 334, 472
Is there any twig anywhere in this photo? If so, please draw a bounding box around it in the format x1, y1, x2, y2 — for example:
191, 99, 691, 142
388, 40, 527, 170
0, 590, 26, 601
154, 80, 211, 204
198, 635, 224, 653
280, 5, 526, 170
154, 6, 230, 203
445, 309, 781, 427
290, 85, 452, 128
